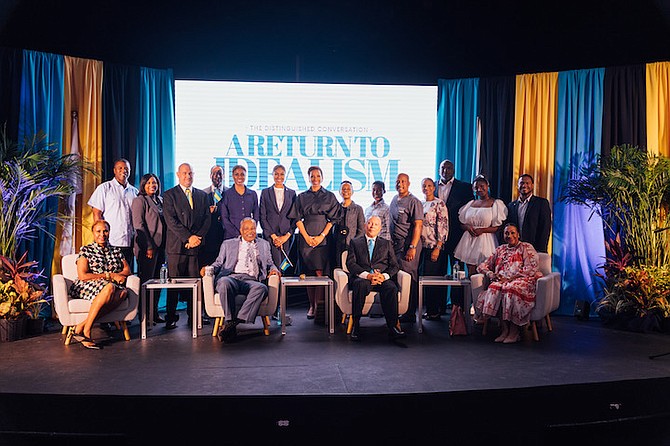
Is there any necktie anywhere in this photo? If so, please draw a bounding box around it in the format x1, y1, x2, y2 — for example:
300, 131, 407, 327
368, 238, 374, 261
185, 188, 193, 209
213, 188, 222, 204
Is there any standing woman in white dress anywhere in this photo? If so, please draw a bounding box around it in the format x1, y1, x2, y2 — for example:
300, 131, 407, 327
453, 175, 507, 277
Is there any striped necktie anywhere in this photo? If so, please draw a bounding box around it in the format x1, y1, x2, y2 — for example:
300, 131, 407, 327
213, 188, 222, 204
185, 188, 193, 209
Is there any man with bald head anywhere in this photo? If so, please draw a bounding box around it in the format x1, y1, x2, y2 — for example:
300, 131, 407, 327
162, 163, 211, 329
389, 173, 423, 324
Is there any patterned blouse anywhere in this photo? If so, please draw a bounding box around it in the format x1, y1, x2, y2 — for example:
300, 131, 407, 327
69, 243, 126, 301
421, 198, 449, 249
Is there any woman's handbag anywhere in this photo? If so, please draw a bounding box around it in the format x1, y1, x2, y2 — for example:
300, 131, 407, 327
449, 304, 468, 336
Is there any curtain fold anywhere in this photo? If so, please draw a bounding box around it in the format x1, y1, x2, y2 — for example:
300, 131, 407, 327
645, 61, 670, 156
17, 50, 65, 282
103, 63, 140, 180
436, 78, 479, 183
477, 76, 516, 202
554, 68, 606, 315
60, 56, 104, 264
0, 47, 22, 141
513, 72, 558, 204
602, 64, 647, 157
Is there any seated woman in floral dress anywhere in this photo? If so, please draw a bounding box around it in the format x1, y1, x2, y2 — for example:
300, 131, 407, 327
69, 220, 131, 349
475, 222, 542, 343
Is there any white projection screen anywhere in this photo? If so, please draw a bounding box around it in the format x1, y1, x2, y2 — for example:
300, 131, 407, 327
175, 81, 437, 200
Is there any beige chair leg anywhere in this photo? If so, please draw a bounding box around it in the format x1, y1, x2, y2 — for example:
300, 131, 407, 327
545, 314, 554, 332
120, 321, 130, 341
61, 325, 68, 335
346, 315, 354, 334
341, 314, 347, 324
262, 315, 271, 336
114, 321, 121, 330
531, 321, 539, 341
212, 317, 222, 337
64, 326, 74, 345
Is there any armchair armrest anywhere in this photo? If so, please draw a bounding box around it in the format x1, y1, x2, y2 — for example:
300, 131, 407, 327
470, 273, 488, 305
333, 268, 350, 313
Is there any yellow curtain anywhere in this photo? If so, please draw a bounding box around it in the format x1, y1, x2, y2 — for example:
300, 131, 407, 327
513, 72, 558, 203
646, 61, 670, 157
53, 56, 103, 273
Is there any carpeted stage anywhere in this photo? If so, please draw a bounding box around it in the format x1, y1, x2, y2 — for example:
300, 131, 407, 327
1, 298, 669, 446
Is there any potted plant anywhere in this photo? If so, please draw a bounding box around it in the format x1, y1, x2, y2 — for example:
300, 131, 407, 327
0, 124, 89, 338
561, 145, 670, 331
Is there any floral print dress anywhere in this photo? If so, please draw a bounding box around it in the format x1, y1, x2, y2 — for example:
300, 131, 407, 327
69, 243, 126, 300
475, 241, 542, 326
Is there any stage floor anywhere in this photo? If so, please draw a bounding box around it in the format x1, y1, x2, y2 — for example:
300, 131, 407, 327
1, 306, 669, 445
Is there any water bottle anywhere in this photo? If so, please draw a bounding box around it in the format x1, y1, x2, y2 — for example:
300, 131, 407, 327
160, 263, 168, 283
452, 261, 460, 280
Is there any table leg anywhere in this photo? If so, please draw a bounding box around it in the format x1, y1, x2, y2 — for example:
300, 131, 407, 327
328, 282, 334, 334
192, 284, 198, 338
464, 282, 472, 334
418, 282, 424, 334
280, 284, 287, 336
197, 281, 203, 330
141, 285, 147, 340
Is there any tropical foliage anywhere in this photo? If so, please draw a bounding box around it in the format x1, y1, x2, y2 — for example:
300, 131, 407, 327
562, 145, 670, 331
0, 253, 49, 320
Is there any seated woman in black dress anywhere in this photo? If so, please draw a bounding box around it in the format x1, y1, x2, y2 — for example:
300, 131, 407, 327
288, 166, 342, 319
68, 220, 131, 349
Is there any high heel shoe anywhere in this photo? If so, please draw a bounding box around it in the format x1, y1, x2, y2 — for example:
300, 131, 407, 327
306, 307, 315, 319
503, 334, 521, 344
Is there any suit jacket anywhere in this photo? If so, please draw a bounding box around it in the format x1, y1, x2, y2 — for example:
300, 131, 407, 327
437, 178, 473, 255
210, 236, 279, 282
506, 195, 552, 253
131, 194, 165, 258
202, 185, 227, 255
259, 185, 296, 240
346, 235, 400, 280
163, 185, 211, 256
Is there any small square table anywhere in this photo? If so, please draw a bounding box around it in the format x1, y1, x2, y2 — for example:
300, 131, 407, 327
279, 276, 334, 335
418, 276, 472, 334
141, 278, 202, 339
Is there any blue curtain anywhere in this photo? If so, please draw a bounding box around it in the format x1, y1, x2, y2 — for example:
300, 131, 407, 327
553, 68, 606, 315
137, 67, 176, 189
17, 50, 65, 286
436, 78, 479, 183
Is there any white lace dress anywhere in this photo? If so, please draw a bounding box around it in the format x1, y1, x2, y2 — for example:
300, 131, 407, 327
453, 199, 507, 266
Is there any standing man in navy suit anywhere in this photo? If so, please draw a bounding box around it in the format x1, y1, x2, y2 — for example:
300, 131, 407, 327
259, 164, 296, 272
506, 174, 552, 253
346, 215, 404, 341
163, 163, 211, 329
436, 159, 472, 310
200, 165, 227, 269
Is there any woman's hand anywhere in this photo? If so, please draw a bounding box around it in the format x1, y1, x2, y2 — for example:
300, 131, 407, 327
110, 272, 127, 285
308, 234, 326, 247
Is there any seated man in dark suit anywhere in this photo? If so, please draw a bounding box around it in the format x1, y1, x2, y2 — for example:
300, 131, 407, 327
506, 174, 552, 253
346, 215, 404, 341
200, 217, 281, 343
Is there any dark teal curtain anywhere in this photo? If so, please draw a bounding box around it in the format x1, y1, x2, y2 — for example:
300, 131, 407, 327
103, 63, 140, 180
0, 47, 22, 141
554, 68, 606, 315
436, 78, 479, 183
17, 50, 65, 291
477, 76, 516, 202
138, 67, 176, 189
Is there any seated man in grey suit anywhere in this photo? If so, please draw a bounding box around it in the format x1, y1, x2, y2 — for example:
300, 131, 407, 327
200, 217, 281, 342
346, 215, 404, 341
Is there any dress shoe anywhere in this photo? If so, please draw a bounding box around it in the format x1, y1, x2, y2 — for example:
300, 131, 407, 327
350, 317, 362, 341
388, 325, 406, 340
165, 320, 177, 330
422, 313, 442, 321
153, 315, 166, 324
398, 313, 416, 324
217, 320, 238, 343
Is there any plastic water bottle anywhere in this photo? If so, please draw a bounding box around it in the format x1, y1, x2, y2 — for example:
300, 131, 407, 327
452, 261, 460, 280
160, 263, 168, 283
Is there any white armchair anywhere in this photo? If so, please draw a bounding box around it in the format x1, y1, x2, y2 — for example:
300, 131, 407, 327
52, 253, 140, 345
202, 272, 279, 337
470, 252, 560, 341
333, 251, 411, 334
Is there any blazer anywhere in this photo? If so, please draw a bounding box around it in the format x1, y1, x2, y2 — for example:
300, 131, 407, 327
346, 235, 400, 280
131, 194, 165, 258
210, 236, 279, 282
506, 195, 552, 253
162, 185, 211, 256
437, 178, 473, 255
259, 185, 296, 240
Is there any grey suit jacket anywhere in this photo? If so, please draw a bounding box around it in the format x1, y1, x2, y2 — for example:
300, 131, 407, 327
210, 236, 279, 282
131, 194, 165, 258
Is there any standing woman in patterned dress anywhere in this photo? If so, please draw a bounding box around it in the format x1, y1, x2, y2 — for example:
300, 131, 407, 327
288, 166, 342, 320
68, 220, 131, 349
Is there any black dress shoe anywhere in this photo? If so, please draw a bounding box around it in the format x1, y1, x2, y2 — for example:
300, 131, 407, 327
165, 320, 177, 330
388, 325, 406, 340
398, 313, 416, 324
350, 318, 362, 341
217, 321, 238, 343
422, 313, 442, 321
154, 315, 166, 324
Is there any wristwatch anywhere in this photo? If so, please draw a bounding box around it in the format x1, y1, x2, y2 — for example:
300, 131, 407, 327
409, 244, 415, 249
